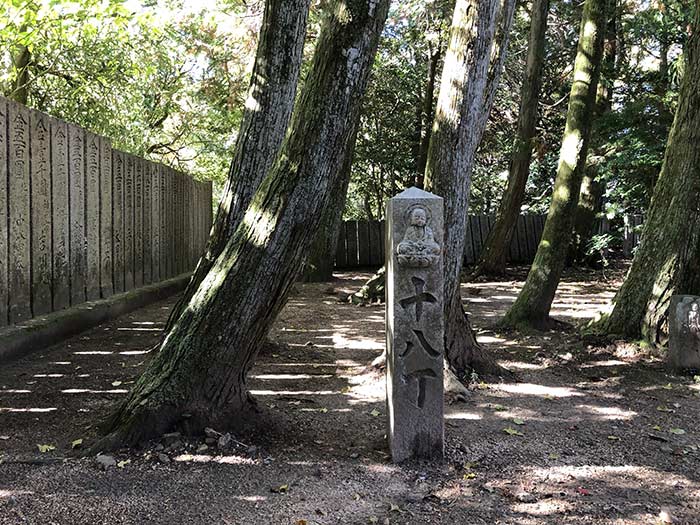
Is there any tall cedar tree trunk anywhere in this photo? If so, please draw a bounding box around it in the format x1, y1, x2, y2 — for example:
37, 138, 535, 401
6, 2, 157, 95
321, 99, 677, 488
301, 128, 358, 282
424, 0, 516, 378
570, 2, 617, 264
501, 0, 606, 330
165, 0, 311, 331
601, 9, 700, 344
473, 0, 549, 277
95, 0, 390, 449
415, 43, 441, 188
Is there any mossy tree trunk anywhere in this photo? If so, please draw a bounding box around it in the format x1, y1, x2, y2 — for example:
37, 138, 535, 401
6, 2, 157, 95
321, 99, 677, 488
502, 0, 607, 330
602, 9, 700, 344
569, 2, 617, 264
474, 0, 549, 277
165, 0, 311, 331
425, 0, 516, 378
302, 128, 358, 282
96, 0, 390, 448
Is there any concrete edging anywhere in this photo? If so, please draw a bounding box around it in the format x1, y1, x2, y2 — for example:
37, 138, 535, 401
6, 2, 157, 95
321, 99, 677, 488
0, 274, 191, 363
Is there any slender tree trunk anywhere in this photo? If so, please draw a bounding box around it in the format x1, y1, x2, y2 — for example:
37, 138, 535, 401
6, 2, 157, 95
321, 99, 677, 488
501, 0, 607, 330
601, 10, 700, 344
415, 43, 441, 188
10, 42, 30, 104
425, 0, 516, 379
302, 128, 358, 282
95, 0, 390, 449
474, 0, 550, 277
165, 0, 311, 332
569, 2, 617, 264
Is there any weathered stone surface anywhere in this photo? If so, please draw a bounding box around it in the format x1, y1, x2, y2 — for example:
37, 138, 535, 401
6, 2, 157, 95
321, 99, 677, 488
112, 150, 125, 293
99, 137, 113, 298
85, 131, 101, 301
386, 187, 444, 463
51, 117, 70, 311
668, 295, 700, 371
30, 109, 52, 315
68, 123, 86, 306
150, 162, 161, 283
124, 154, 135, 290
0, 98, 7, 326
134, 157, 144, 287
8, 101, 31, 323
142, 160, 152, 285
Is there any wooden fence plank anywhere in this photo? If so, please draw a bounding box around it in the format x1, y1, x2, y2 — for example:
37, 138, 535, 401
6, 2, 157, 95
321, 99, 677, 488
8, 101, 31, 322
30, 109, 52, 315
99, 137, 113, 298
357, 220, 370, 266
379, 220, 386, 263
368, 220, 382, 266
335, 223, 347, 268
471, 216, 483, 262
346, 220, 358, 267
85, 131, 101, 300
463, 216, 474, 265
0, 98, 8, 326
516, 215, 528, 263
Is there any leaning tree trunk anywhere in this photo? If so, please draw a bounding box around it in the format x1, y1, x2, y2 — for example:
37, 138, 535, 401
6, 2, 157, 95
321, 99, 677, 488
601, 10, 700, 344
474, 0, 549, 277
95, 0, 390, 449
424, 0, 516, 379
301, 128, 358, 282
502, 0, 607, 330
415, 43, 441, 188
165, 0, 311, 331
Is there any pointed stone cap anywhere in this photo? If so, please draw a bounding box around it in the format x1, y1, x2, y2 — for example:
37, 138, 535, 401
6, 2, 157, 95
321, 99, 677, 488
392, 186, 442, 200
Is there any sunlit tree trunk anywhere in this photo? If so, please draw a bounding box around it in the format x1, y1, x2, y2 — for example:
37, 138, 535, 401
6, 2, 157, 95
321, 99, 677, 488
425, 0, 516, 377
9, 41, 30, 104
415, 43, 441, 188
95, 0, 390, 449
165, 0, 311, 331
502, 0, 607, 329
474, 0, 549, 277
601, 9, 700, 344
570, 1, 617, 264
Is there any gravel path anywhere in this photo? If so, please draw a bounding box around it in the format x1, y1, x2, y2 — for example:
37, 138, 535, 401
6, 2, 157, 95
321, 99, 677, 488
1, 266, 699, 524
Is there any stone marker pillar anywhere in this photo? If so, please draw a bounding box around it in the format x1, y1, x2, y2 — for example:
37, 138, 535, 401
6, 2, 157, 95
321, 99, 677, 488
668, 295, 700, 371
386, 187, 444, 463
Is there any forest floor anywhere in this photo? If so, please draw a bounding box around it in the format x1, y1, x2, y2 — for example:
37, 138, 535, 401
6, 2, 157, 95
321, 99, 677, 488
2, 263, 700, 525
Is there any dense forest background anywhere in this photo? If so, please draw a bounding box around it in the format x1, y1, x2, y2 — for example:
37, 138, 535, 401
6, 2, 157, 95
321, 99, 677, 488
1, 0, 694, 259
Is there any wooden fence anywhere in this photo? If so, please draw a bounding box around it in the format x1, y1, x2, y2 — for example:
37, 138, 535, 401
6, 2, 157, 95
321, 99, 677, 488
335, 214, 644, 268
0, 96, 213, 327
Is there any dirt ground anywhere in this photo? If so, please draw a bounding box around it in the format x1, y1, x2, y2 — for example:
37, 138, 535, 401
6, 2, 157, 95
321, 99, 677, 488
2, 265, 700, 525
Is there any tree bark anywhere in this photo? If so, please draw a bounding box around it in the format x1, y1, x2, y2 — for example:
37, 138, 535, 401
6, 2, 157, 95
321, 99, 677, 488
424, 0, 517, 379
474, 0, 550, 277
165, 0, 311, 331
95, 0, 390, 449
301, 128, 358, 282
501, 0, 607, 330
10, 42, 30, 105
601, 9, 700, 344
569, 2, 617, 265
415, 43, 441, 188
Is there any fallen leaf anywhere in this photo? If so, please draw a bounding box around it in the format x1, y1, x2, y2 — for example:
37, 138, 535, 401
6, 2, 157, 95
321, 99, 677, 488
271, 484, 289, 493
37, 444, 56, 453
662, 383, 673, 390
503, 427, 523, 436
111, 381, 122, 387
669, 428, 686, 435
353, 493, 361, 501
294, 520, 308, 525
548, 453, 560, 460
607, 435, 620, 441
117, 459, 131, 468
71, 438, 83, 449
656, 405, 674, 413
370, 409, 381, 417
652, 425, 662, 431
463, 472, 476, 479
512, 418, 525, 426
368, 517, 378, 524
492, 404, 506, 411
389, 503, 401, 512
